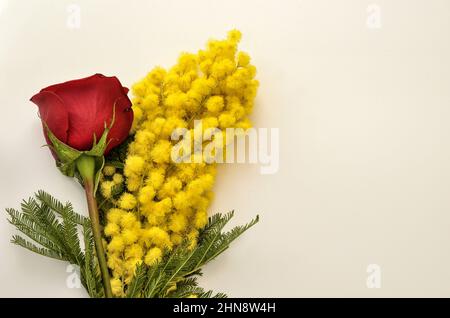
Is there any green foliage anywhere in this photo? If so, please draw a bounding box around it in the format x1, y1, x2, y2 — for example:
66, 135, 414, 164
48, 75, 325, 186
105, 135, 133, 168
125, 211, 259, 298
6, 191, 258, 298
6, 190, 103, 297
96, 182, 125, 222
82, 219, 104, 297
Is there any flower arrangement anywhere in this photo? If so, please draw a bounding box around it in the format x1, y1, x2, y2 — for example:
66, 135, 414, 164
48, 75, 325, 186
6, 30, 259, 298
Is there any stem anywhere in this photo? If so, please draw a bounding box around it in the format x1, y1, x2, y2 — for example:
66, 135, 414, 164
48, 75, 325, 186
76, 155, 113, 298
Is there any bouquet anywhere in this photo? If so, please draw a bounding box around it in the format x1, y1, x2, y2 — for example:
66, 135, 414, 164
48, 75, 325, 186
6, 30, 259, 298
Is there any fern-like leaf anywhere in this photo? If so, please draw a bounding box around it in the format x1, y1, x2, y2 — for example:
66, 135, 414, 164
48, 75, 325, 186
36, 190, 88, 225
6, 208, 67, 257
11, 235, 66, 261
82, 219, 102, 297
6, 191, 103, 296
140, 212, 258, 298
198, 214, 260, 267
126, 264, 147, 298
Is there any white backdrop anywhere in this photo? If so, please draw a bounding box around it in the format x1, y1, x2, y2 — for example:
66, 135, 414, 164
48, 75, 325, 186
1, 0, 450, 297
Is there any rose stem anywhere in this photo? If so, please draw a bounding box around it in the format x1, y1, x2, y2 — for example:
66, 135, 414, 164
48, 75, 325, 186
76, 155, 113, 298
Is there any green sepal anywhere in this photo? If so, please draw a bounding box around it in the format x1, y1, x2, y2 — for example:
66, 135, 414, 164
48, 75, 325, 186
45, 124, 109, 182
45, 124, 82, 163
58, 161, 77, 177
85, 106, 116, 157
44, 124, 82, 177
93, 156, 105, 195
84, 125, 111, 157
44, 109, 116, 194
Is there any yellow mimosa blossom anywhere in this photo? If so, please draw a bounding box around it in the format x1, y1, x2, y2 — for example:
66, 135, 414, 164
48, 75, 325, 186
103, 165, 116, 176
112, 173, 124, 184
110, 278, 124, 297
117, 193, 137, 210
101, 30, 258, 296
100, 181, 114, 199
144, 247, 162, 265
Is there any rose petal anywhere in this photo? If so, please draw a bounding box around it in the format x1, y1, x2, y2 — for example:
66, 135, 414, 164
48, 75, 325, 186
30, 90, 69, 144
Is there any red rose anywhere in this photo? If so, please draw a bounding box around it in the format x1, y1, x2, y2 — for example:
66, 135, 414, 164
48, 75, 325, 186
30, 74, 133, 155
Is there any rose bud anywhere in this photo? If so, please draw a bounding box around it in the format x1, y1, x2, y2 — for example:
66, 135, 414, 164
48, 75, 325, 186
30, 73, 133, 156
30, 74, 133, 298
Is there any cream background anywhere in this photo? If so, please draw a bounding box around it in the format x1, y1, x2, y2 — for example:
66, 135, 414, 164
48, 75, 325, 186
1, 0, 450, 297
